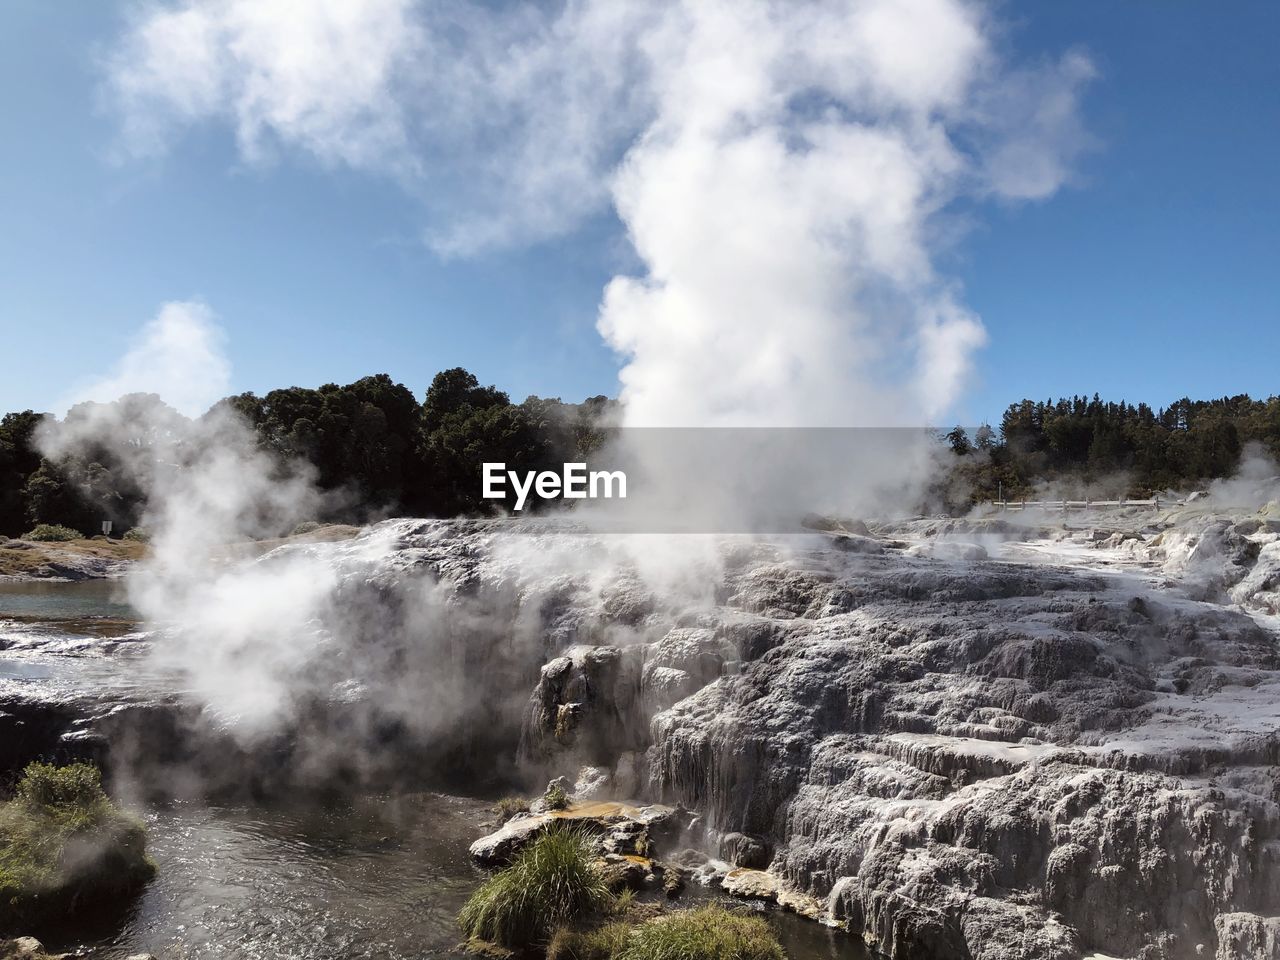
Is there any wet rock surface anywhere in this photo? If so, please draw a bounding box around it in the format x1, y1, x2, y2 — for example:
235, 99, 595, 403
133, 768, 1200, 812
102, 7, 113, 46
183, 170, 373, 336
459, 512, 1280, 960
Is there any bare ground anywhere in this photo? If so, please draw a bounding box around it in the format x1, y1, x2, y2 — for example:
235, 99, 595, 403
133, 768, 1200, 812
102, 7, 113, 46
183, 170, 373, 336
0, 523, 363, 580
0, 538, 145, 580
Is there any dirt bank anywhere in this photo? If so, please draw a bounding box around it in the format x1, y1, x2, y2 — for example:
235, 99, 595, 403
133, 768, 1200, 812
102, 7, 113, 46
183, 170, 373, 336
0, 524, 363, 581
0, 538, 144, 581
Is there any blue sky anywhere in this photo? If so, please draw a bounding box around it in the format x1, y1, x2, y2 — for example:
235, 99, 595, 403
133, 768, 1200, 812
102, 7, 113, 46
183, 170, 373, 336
1, 1, 1276, 427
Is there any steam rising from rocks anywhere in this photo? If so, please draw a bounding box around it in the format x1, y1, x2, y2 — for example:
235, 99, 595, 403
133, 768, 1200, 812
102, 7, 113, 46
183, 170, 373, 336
69, 3, 1093, 754
36, 304, 327, 734
1205, 442, 1280, 511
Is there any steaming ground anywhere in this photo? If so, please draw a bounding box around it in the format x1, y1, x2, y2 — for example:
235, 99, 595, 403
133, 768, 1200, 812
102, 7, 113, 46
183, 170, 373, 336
5, 500, 1280, 960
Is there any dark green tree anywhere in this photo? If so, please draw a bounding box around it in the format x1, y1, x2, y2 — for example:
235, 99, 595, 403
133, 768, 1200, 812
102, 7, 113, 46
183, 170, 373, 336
22, 461, 91, 534
945, 426, 972, 456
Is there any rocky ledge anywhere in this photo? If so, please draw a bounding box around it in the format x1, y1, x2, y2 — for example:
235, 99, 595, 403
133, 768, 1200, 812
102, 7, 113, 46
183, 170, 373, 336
415, 506, 1280, 960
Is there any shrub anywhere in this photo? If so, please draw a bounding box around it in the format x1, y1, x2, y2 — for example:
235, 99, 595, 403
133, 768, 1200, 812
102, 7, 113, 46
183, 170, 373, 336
544, 782, 570, 811
615, 904, 786, 960
0, 762, 155, 929
122, 527, 150, 543
290, 521, 322, 537
458, 827, 612, 949
21, 525, 82, 543
15, 762, 106, 812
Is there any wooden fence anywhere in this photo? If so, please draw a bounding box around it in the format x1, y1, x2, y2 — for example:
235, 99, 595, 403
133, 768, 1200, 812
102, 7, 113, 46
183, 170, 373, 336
989, 497, 1182, 513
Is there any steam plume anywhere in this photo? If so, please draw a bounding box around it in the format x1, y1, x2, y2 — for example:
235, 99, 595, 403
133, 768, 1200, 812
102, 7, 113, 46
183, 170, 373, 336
36, 306, 324, 733
60, 300, 230, 418
105, 0, 1095, 427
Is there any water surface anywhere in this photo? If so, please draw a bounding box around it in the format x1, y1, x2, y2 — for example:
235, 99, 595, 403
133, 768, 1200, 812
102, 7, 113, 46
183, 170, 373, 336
0, 581, 153, 702
40, 795, 867, 960
0, 579, 136, 620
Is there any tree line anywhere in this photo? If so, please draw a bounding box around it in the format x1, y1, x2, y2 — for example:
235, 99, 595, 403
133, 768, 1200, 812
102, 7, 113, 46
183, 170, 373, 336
0, 369, 613, 538
2, 380, 1277, 538
942, 393, 1280, 506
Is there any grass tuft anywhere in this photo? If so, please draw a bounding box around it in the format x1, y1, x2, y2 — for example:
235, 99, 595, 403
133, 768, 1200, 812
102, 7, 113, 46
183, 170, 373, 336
615, 904, 786, 960
612, 887, 637, 915
493, 797, 529, 824
459, 826, 612, 949
547, 920, 633, 960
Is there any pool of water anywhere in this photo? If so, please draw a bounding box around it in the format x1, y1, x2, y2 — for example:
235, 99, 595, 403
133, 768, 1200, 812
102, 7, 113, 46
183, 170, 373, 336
37, 795, 868, 960
43, 794, 492, 960
0, 579, 136, 620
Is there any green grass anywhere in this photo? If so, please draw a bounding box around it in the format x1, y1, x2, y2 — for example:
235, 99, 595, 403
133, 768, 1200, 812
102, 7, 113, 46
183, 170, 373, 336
612, 888, 637, 915
615, 904, 786, 960
0, 762, 155, 931
545, 888, 654, 960
547, 903, 788, 960
547, 920, 634, 960
459, 826, 612, 950
20, 524, 82, 543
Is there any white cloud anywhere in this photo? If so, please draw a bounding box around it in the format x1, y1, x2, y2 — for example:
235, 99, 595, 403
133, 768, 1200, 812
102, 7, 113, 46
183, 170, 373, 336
110, 0, 420, 173
104, 0, 1096, 425
979, 49, 1099, 200
62, 300, 230, 417
107, 0, 658, 253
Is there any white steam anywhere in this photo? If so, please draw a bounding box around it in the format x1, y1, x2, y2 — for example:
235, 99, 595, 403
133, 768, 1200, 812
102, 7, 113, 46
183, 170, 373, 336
61, 300, 230, 418
1204, 444, 1280, 512
36, 307, 324, 732
602, 0, 1001, 426
105, 0, 1095, 427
